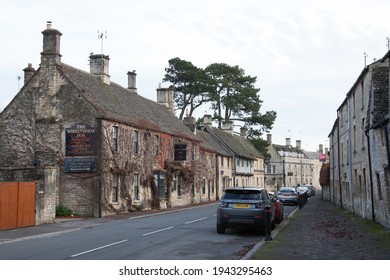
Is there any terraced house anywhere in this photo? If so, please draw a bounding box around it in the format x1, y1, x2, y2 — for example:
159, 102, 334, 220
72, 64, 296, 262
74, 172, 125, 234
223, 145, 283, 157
0, 23, 221, 226
327, 50, 390, 228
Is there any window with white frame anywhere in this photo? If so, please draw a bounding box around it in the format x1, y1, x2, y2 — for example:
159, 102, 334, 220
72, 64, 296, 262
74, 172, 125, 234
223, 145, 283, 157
133, 173, 139, 200
112, 174, 119, 203
134, 131, 139, 155
112, 126, 119, 151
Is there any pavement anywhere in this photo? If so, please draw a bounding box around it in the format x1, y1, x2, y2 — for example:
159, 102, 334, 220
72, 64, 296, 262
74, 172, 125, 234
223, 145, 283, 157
1, 192, 390, 260
246, 191, 390, 260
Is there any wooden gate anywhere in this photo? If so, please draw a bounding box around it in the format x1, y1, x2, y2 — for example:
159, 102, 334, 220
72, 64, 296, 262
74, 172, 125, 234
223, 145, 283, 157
0, 182, 36, 230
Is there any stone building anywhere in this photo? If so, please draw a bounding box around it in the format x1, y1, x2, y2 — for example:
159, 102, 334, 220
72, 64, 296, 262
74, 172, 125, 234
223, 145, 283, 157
199, 115, 265, 189
328, 51, 390, 228
264, 135, 321, 192
0, 24, 218, 222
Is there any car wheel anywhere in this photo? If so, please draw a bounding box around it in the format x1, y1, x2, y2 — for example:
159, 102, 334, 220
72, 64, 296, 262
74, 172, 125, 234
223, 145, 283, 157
216, 224, 226, 234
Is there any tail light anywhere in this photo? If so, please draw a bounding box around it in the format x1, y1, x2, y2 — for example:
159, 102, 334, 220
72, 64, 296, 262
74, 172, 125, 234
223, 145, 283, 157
219, 201, 228, 208
255, 201, 264, 208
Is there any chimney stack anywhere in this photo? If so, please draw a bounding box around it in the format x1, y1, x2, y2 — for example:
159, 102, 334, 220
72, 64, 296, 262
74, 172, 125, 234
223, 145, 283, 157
267, 134, 272, 143
23, 63, 36, 84
221, 120, 234, 135
286, 138, 291, 147
156, 87, 174, 113
127, 70, 137, 94
296, 140, 301, 149
240, 127, 247, 137
89, 54, 110, 85
203, 114, 212, 128
183, 117, 196, 133
40, 21, 62, 68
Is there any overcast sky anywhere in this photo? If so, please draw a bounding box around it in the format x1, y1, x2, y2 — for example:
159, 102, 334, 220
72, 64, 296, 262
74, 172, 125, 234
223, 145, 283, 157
1, 0, 389, 152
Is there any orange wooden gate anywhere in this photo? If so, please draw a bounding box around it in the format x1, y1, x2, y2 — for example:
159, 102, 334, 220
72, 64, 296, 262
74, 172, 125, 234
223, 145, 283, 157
0, 182, 36, 230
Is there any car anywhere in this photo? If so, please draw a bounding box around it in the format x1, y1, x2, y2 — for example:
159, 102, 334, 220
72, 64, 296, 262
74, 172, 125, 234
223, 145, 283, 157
296, 186, 311, 197
269, 191, 284, 224
216, 187, 275, 234
305, 185, 316, 196
277, 187, 299, 205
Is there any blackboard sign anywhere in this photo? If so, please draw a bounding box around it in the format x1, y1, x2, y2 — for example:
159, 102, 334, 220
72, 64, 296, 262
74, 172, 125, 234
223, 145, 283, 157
174, 144, 187, 161
66, 123, 98, 157
64, 157, 97, 173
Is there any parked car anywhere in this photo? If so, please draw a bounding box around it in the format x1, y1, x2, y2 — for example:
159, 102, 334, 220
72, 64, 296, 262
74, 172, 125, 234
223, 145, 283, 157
296, 186, 311, 197
305, 185, 316, 196
216, 187, 275, 234
277, 187, 299, 205
269, 191, 284, 224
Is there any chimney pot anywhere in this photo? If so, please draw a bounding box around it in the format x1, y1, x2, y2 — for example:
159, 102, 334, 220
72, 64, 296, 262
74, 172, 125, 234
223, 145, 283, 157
267, 134, 272, 143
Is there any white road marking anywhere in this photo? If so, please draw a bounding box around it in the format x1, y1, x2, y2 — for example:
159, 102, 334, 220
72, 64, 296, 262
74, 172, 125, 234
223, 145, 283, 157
185, 217, 208, 224
70, 239, 127, 258
142, 226, 174, 236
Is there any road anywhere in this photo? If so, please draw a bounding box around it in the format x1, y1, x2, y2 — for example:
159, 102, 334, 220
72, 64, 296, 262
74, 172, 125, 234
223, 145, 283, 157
0, 203, 296, 260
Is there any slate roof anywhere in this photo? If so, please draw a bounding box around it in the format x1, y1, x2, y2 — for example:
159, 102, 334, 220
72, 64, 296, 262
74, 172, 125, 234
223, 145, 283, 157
202, 127, 263, 159
59, 63, 200, 142
196, 129, 231, 157
271, 144, 308, 158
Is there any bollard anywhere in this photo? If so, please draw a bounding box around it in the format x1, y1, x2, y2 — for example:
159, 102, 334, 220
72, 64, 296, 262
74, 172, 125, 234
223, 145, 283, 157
298, 194, 303, 209
264, 205, 273, 241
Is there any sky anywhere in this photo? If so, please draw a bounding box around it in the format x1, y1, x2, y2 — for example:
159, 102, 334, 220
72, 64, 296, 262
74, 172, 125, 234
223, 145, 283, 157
1, 0, 390, 152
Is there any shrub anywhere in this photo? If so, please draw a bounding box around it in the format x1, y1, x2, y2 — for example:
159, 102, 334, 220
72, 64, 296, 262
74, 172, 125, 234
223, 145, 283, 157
56, 204, 73, 217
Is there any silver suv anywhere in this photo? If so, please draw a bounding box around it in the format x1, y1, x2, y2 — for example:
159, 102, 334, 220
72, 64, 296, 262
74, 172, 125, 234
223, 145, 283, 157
216, 187, 275, 234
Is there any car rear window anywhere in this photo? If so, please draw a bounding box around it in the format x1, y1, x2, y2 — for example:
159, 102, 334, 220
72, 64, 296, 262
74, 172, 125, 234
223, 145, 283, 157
223, 190, 261, 200
280, 189, 295, 194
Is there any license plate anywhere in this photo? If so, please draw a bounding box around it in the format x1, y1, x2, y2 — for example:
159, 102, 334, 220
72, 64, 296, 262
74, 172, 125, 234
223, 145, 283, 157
234, 203, 250, 208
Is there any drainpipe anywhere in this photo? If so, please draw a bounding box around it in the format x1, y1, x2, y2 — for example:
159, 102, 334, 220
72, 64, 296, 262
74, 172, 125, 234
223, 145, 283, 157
383, 122, 390, 174
347, 98, 355, 213
365, 128, 375, 222
337, 118, 343, 208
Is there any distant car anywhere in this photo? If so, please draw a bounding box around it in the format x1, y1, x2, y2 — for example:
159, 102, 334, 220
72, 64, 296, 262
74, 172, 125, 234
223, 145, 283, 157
269, 191, 284, 224
277, 187, 299, 205
216, 187, 275, 234
296, 186, 311, 197
305, 185, 315, 196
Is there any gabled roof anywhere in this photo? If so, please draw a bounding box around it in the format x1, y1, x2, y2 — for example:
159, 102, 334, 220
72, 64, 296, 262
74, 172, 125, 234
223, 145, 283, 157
203, 126, 263, 159
196, 130, 231, 156
59, 63, 200, 142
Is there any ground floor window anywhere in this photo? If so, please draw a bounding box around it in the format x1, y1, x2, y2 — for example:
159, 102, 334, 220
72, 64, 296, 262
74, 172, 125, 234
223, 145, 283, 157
133, 173, 139, 200
112, 174, 119, 203
154, 172, 166, 199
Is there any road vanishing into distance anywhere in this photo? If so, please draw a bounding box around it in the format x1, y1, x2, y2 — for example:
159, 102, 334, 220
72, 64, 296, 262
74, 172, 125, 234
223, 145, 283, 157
0, 203, 296, 260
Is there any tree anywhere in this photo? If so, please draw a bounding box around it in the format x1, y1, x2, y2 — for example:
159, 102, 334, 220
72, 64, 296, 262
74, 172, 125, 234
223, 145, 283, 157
163, 57, 211, 120
162, 59, 277, 157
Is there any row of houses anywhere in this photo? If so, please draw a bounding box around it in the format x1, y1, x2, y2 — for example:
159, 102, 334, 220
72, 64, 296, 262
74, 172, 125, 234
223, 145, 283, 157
327, 50, 390, 228
0, 24, 265, 225
264, 134, 324, 192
